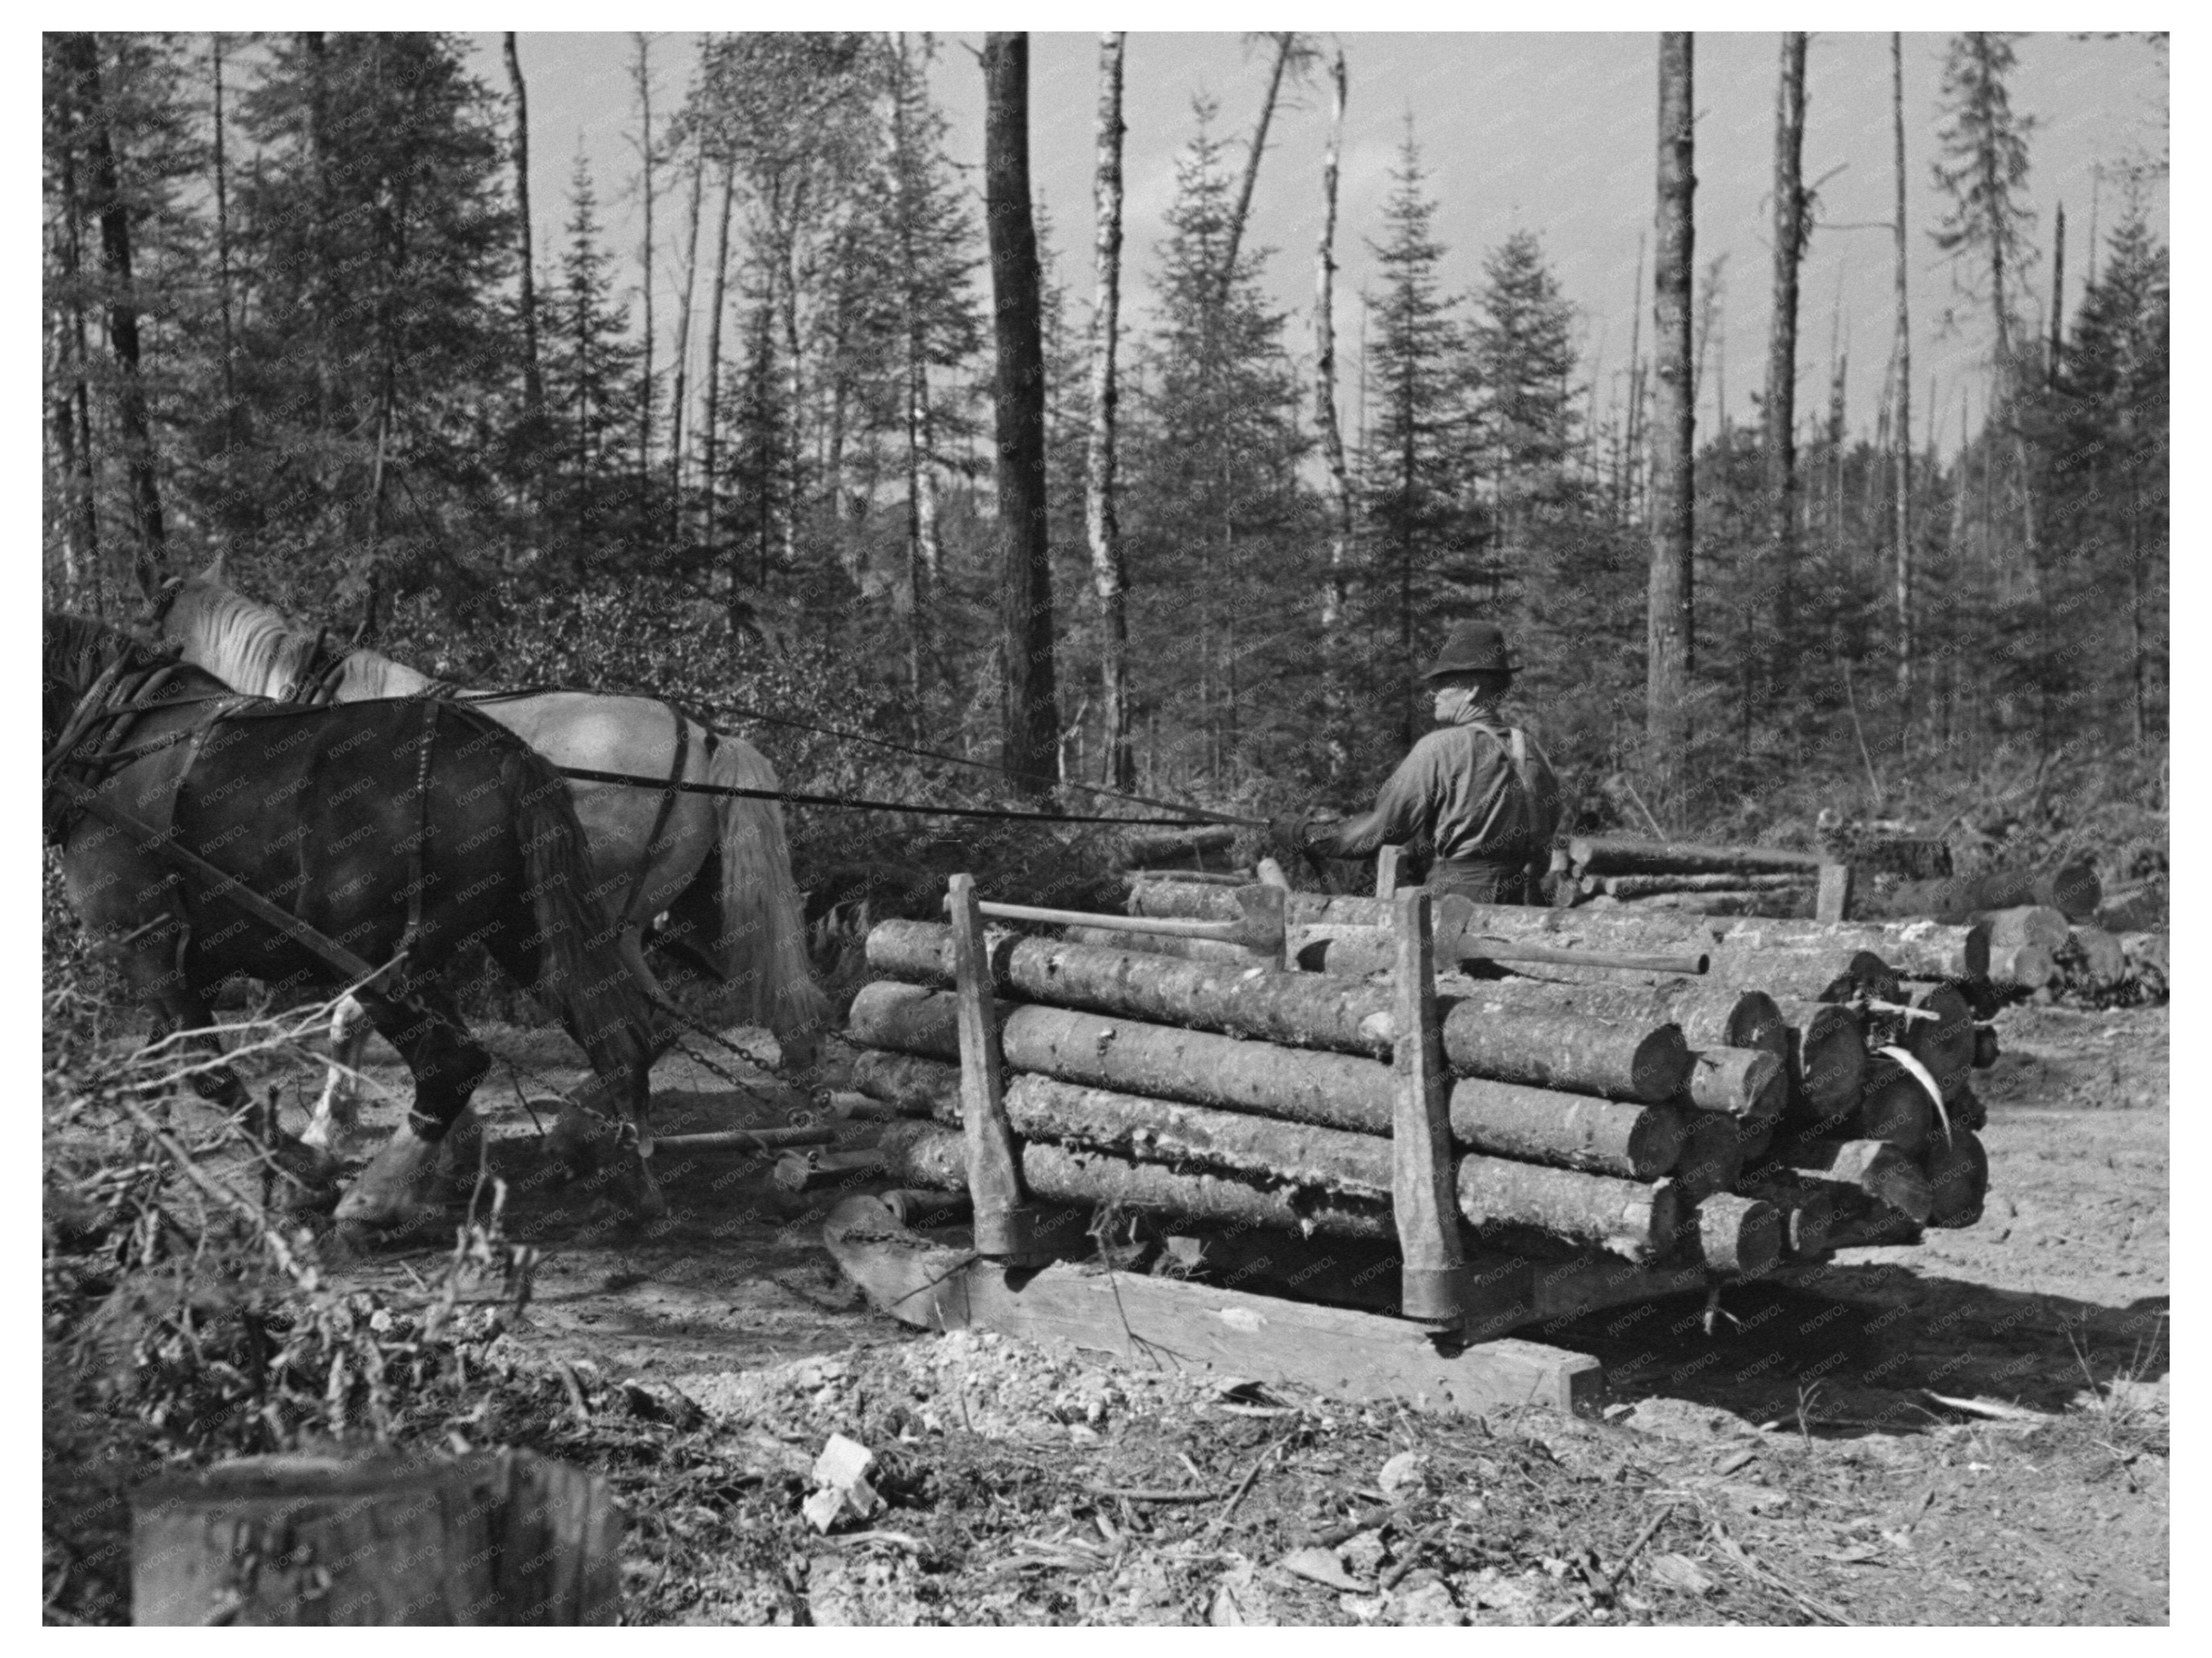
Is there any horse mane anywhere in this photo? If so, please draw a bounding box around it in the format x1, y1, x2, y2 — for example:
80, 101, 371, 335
46, 611, 161, 686
166, 575, 435, 698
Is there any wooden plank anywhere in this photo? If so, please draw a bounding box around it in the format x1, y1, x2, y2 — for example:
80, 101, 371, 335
947, 873, 1043, 1262
823, 1196, 1603, 1416
1392, 889, 1466, 1326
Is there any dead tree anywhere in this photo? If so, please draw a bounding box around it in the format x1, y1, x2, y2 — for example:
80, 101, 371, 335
1314, 46, 1356, 776
1765, 33, 1808, 702
1892, 33, 1915, 742
1085, 33, 1132, 790
1646, 33, 1696, 805
983, 32, 1058, 795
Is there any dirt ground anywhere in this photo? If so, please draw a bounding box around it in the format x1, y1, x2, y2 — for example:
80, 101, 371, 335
111, 995, 2172, 1625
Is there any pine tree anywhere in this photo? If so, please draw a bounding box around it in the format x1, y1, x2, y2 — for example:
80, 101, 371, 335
541, 151, 645, 561
1360, 129, 1477, 752
1471, 228, 1581, 600
1125, 99, 1313, 787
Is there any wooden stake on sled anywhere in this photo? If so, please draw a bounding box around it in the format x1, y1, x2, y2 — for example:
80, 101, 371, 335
962, 887, 1710, 975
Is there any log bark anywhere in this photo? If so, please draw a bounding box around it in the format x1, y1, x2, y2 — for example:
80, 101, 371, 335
1672, 1110, 1747, 1203
1853, 1054, 1934, 1158
1646, 30, 1697, 801
1461, 1156, 1681, 1262
1979, 905, 2071, 950
875, 1121, 1676, 1260
1924, 1128, 1988, 1228
878, 1119, 1390, 1238
1735, 1174, 1833, 1259
1987, 943, 2057, 990
1586, 871, 1809, 896
863, 921, 1689, 1101
1860, 861, 2102, 923
1680, 1192, 1782, 1275
1568, 836, 1823, 877
857, 997, 1686, 1179
2063, 924, 2127, 989
1773, 999, 1868, 1113
1118, 824, 1236, 869
1084, 31, 1132, 790
1765, 1137, 1932, 1223
130, 1451, 616, 1625
1066, 925, 1268, 964
852, 1049, 963, 1115
1443, 977, 1785, 1057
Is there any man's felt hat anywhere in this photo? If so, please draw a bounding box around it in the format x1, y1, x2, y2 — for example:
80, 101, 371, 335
1420, 620, 1517, 681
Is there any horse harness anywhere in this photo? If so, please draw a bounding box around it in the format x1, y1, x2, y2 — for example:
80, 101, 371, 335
47, 661, 444, 997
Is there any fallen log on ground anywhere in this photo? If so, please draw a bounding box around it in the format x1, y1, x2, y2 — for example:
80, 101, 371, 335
1582, 871, 1811, 898
1566, 836, 1825, 878
1735, 1174, 1834, 1259
1924, 1129, 1990, 1228
1599, 889, 1810, 918
2062, 924, 2128, 991
1987, 942, 2058, 990
862, 921, 1692, 1099
1066, 925, 1270, 964
1978, 905, 2073, 952
873, 1121, 1681, 1261
1118, 824, 1238, 869
1677, 1192, 1782, 1275
1859, 860, 2102, 923
1761, 1137, 1934, 1223
851, 1049, 967, 1115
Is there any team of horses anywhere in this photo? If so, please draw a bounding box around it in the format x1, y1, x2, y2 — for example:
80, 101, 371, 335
44, 565, 830, 1232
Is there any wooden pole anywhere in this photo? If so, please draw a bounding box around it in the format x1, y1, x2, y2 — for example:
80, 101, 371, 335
1393, 889, 1466, 1325
1375, 842, 1404, 898
947, 874, 1041, 1261
1814, 861, 1852, 922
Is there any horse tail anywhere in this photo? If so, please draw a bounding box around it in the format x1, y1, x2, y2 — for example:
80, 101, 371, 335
502, 736, 656, 1097
708, 733, 830, 1064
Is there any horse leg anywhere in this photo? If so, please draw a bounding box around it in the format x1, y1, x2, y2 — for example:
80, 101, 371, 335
301, 993, 376, 1156
536, 927, 666, 1224
333, 986, 489, 1229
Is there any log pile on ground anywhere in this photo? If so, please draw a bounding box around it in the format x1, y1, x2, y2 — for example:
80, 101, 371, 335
839, 870, 2003, 1312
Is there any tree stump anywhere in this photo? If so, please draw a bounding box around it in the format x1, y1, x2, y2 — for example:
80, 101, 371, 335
130, 1450, 617, 1625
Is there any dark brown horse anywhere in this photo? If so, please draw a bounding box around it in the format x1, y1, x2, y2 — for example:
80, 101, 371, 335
44, 613, 662, 1227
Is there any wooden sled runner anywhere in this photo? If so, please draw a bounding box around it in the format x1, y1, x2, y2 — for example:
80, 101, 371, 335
823, 1193, 1604, 1417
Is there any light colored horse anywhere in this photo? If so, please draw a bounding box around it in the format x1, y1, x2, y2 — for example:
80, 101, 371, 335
155, 563, 830, 1152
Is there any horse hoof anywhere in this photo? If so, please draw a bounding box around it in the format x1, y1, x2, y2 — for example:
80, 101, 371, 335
545, 1103, 604, 1175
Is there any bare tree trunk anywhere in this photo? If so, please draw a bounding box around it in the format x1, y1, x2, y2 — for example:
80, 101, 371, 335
1085, 32, 1133, 792
699, 158, 735, 561
504, 33, 544, 431
631, 33, 655, 490
1646, 33, 1696, 805
1764, 33, 1807, 720
983, 32, 1058, 797
211, 32, 237, 414
667, 135, 703, 544
1218, 33, 1297, 308
1624, 234, 1644, 523
1892, 33, 1915, 749
50, 80, 100, 597
778, 177, 806, 575
2048, 200, 2065, 390
62, 31, 166, 599
1314, 46, 1356, 778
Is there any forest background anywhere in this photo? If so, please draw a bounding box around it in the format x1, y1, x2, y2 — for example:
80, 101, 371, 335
39, 29, 2171, 886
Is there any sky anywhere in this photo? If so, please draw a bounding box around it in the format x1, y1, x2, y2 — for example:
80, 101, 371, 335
475, 30, 2168, 451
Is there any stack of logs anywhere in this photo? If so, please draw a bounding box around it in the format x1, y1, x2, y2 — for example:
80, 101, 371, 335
1559, 836, 1827, 918
841, 873, 1997, 1309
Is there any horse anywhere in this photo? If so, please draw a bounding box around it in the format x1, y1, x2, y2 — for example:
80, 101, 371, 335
44, 613, 663, 1228
152, 562, 830, 1151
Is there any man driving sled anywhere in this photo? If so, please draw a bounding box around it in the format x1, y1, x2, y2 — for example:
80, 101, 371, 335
1302, 621, 1563, 904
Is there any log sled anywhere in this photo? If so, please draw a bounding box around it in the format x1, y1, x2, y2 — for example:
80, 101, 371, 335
825, 873, 1997, 1414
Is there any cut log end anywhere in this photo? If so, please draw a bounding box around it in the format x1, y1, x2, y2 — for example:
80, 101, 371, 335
1681, 1193, 1782, 1276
